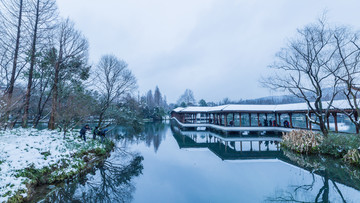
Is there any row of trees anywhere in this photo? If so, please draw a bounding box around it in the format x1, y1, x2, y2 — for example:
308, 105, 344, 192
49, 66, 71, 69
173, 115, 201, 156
141, 86, 169, 120
175, 89, 233, 107
263, 16, 360, 136
0, 0, 138, 133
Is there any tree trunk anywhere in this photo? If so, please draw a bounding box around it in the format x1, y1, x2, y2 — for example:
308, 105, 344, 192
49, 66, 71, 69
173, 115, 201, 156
48, 63, 59, 130
22, 0, 40, 128
33, 92, 43, 128
319, 122, 328, 137
8, 0, 23, 99
33, 90, 52, 128
97, 111, 104, 128
5, 0, 24, 124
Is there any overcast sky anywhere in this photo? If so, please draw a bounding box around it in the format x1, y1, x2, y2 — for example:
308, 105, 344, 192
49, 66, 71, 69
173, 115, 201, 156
56, 0, 360, 103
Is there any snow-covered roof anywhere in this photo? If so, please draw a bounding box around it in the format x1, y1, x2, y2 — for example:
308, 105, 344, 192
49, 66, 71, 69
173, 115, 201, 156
272, 102, 308, 112
172, 107, 185, 113
179, 106, 214, 113
172, 99, 355, 113
222, 104, 276, 112
209, 105, 228, 111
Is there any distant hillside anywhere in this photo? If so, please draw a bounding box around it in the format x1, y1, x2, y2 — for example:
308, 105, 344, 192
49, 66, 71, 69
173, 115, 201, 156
227, 87, 348, 105
237, 95, 302, 105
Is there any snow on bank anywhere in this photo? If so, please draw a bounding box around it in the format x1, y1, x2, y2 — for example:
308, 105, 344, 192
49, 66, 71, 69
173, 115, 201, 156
0, 128, 103, 202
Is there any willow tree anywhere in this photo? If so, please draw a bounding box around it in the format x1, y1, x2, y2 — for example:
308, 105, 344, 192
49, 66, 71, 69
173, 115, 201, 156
263, 18, 341, 137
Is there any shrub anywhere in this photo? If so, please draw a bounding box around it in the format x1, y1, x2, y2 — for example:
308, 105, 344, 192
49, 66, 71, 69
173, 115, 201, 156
319, 133, 360, 157
40, 151, 51, 159
282, 130, 323, 154
343, 149, 360, 166
6, 191, 26, 203
94, 148, 106, 156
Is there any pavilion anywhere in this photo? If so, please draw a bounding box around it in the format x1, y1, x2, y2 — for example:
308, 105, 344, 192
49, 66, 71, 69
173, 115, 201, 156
171, 100, 359, 133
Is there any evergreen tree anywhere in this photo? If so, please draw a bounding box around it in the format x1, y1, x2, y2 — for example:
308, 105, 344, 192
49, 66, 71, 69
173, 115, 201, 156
154, 86, 162, 107
199, 99, 207, 106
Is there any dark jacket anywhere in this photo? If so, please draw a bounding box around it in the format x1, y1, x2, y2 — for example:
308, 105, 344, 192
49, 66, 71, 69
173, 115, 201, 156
93, 128, 99, 135
80, 126, 89, 135
99, 129, 107, 137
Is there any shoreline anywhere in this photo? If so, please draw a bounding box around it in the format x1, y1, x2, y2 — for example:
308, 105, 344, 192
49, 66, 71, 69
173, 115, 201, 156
0, 128, 115, 203
281, 130, 360, 167
27, 147, 113, 202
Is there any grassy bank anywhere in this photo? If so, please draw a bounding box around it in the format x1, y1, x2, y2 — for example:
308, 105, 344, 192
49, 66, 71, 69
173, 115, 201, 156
282, 130, 360, 166
0, 128, 114, 203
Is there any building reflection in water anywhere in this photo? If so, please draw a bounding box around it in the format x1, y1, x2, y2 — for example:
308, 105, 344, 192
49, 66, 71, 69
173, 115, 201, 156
35, 123, 360, 203
171, 124, 360, 203
171, 125, 282, 160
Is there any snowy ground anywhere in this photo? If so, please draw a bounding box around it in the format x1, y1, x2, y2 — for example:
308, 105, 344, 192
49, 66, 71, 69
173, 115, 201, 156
0, 128, 104, 202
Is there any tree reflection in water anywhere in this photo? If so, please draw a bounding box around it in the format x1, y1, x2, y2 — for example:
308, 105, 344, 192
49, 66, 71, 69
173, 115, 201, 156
41, 148, 144, 203
266, 149, 356, 203
267, 171, 342, 203
118, 122, 167, 153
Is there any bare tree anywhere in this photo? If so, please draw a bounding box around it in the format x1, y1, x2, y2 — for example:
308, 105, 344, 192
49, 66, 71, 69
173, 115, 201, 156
1, 0, 25, 98
22, 0, 58, 127
48, 18, 89, 130
94, 55, 137, 128
177, 89, 196, 106
262, 18, 340, 136
328, 27, 360, 131
0, 0, 28, 126
0, 20, 12, 86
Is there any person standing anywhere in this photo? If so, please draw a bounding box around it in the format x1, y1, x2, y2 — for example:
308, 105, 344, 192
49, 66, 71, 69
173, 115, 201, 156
92, 126, 99, 140
79, 124, 90, 142
99, 128, 108, 143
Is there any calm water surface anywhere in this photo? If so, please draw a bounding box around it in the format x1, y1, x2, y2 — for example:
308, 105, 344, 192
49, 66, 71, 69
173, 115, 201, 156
38, 122, 360, 203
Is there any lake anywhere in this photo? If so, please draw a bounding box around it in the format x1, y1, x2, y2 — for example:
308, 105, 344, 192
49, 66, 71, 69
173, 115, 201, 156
37, 121, 360, 203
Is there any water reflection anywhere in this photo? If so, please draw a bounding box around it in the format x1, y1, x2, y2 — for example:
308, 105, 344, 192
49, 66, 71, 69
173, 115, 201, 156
266, 149, 360, 202
171, 125, 282, 160
34, 122, 360, 202
36, 123, 170, 202
37, 149, 143, 203
267, 170, 346, 202
171, 125, 360, 202
115, 122, 167, 153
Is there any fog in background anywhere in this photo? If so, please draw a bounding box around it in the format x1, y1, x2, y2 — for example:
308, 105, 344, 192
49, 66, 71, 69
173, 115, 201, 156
57, 0, 360, 103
